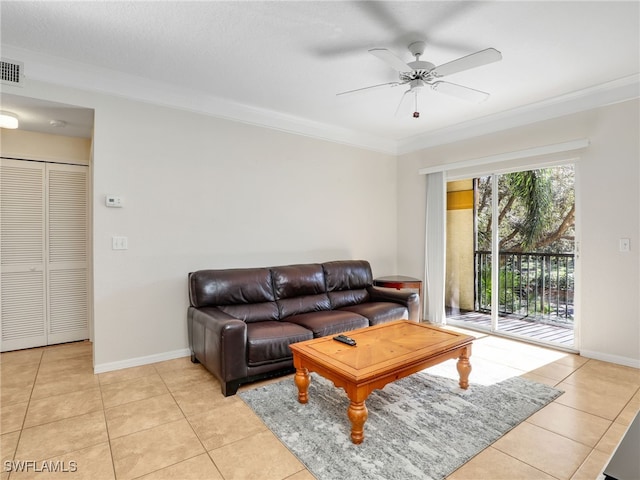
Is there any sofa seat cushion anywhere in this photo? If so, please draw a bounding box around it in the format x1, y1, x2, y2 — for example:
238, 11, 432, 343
246, 321, 313, 367
286, 310, 368, 338
340, 302, 408, 326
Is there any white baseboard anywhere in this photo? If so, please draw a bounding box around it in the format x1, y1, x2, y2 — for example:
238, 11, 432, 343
94, 348, 191, 374
580, 349, 640, 369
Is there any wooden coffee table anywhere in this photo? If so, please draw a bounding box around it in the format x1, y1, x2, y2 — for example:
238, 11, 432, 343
289, 320, 473, 444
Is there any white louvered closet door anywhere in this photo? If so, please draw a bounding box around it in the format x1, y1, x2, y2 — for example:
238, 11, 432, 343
0, 159, 89, 351
46, 163, 89, 346
1, 159, 47, 350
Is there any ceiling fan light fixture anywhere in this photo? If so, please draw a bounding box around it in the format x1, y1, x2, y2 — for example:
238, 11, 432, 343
409, 79, 426, 91
0, 111, 19, 129
344, 42, 502, 118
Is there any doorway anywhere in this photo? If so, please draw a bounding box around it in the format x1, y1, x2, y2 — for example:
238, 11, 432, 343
1, 158, 90, 351
445, 165, 577, 349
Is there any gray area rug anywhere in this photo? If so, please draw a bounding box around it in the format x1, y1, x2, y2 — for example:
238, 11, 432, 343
240, 369, 563, 480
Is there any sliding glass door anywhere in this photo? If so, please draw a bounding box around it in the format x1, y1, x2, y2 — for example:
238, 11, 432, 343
446, 165, 576, 349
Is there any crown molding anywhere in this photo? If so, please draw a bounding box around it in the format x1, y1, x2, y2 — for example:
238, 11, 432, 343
2, 45, 398, 155
4, 45, 638, 157
397, 74, 640, 155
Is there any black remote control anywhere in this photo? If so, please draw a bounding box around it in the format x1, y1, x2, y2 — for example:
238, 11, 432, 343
333, 334, 357, 346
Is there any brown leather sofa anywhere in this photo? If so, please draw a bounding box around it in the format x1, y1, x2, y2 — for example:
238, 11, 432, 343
188, 260, 419, 396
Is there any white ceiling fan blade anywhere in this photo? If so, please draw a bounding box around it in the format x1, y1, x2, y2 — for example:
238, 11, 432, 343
431, 48, 502, 77
369, 48, 413, 72
431, 81, 490, 103
336, 81, 402, 96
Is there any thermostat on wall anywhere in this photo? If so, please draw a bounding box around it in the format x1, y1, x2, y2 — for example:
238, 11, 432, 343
105, 195, 124, 207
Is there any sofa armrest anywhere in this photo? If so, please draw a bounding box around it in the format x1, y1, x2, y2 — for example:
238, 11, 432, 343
188, 306, 248, 384
367, 286, 420, 322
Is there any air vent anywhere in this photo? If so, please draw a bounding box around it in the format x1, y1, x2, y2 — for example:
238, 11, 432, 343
1, 59, 24, 87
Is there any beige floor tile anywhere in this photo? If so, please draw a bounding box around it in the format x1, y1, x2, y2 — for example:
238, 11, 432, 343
135, 453, 223, 480
15, 410, 108, 461
447, 446, 556, 479
564, 362, 640, 391
239, 373, 295, 392
555, 380, 636, 420
36, 354, 93, 376
285, 470, 317, 480
464, 356, 526, 385
426, 355, 525, 386
157, 365, 216, 392
477, 335, 565, 361
3, 332, 635, 480
594, 421, 630, 454
554, 353, 589, 368
467, 343, 515, 362
105, 393, 184, 438
0, 348, 43, 366
1, 431, 20, 464
527, 401, 612, 447
209, 430, 304, 480
1, 362, 40, 386
528, 361, 578, 382
575, 360, 640, 387
40, 341, 92, 362
31, 370, 100, 400
97, 364, 157, 386
24, 387, 103, 428
472, 342, 569, 374
188, 397, 267, 451
171, 381, 226, 419
615, 390, 640, 426
0, 401, 28, 434
570, 449, 611, 480
0, 380, 35, 407
442, 325, 489, 339
152, 356, 198, 374
110, 418, 204, 480
472, 335, 522, 350
519, 371, 561, 387
493, 421, 591, 479
100, 373, 168, 409
7, 442, 115, 480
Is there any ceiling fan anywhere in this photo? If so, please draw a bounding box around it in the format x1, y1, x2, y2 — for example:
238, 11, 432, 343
337, 41, 502, 118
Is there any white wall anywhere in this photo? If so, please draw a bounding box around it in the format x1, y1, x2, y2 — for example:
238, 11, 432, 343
0, 129, 92, 165
8, 80, 398, 371
397, 99, 640, 366
7, 78, 638, 368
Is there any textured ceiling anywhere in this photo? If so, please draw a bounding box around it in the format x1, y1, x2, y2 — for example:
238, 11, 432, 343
1, 1, 639, 151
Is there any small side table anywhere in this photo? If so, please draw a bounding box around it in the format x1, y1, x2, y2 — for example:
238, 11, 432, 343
373, 275, 423, 321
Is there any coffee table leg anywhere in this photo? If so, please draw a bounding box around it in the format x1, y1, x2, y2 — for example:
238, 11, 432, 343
347, 400, 368, 444
456, 345, 472, 389
294, 367, 310, 404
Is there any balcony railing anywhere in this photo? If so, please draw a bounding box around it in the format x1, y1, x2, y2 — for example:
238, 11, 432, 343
475, 251, 575, 326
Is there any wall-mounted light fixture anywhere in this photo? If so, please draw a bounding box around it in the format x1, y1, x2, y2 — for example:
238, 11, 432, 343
0, 111, 19, 129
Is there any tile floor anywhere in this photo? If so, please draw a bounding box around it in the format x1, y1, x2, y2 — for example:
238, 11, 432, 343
1, 329, 638, 480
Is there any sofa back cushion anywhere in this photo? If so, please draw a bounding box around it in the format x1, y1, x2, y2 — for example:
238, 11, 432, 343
271, 264, 331, 318
323, 260, 372, 308
188, 268, 279, 323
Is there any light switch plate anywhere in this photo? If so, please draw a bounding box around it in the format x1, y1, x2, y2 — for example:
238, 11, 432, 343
112, 236, 128, 250
620, 238, 630, 252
